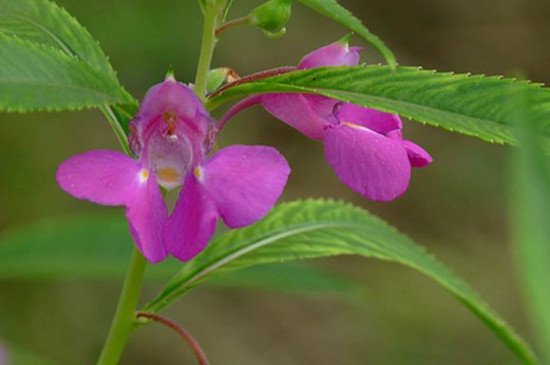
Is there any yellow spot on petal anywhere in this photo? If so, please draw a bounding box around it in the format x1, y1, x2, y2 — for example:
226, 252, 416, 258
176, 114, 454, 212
138, 169, 149, 183
194, 166, 203, 180
157, 168, 180, 184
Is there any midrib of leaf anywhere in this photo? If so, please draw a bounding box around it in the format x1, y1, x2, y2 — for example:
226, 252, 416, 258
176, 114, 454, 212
143, 200, 540, 365
146, 221, 394, 313
207, 66, 550, 148
1, 12, 75, 56
173, 222, 363, 289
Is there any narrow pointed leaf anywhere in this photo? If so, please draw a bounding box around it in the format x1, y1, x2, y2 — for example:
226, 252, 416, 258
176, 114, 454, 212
296, 0, 396, 67
144, 199, 539, 365
208, 66, 550, 149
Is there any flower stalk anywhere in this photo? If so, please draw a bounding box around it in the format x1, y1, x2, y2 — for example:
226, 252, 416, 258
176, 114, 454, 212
96, 248, 148, 365
194, 2, 223, 100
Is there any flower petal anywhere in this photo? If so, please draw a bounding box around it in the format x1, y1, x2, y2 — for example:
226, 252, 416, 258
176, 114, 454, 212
56, 150, 143, 206
262, 93, 331, 139
57, 150, 168, 263
401, 140, 433, 168
336, 103, 402, 134
198, 145, 290, 228
126, 175, 168, 263
298, 41, 361, 69
324, 124, 411, 201
164, 173, 219, 262
137, 79, 209, 121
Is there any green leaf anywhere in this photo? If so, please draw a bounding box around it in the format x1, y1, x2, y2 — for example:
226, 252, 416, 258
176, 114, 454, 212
0, 35, 130, 112
0, 214, 360, 300
0, 0, 135, 111
295, 0, 396, 68
144, 199, 539, 365
208, 65, 550, 148
510, 92, 550, 362
0, 0, 113, 77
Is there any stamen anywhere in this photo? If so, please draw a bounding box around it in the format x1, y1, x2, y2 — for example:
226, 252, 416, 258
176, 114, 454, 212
163, 110, 177, 124
163, 110, 177, 136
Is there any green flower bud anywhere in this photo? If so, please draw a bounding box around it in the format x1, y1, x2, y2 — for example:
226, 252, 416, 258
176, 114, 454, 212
206, 67, 239, 93
249, 0, 292, 35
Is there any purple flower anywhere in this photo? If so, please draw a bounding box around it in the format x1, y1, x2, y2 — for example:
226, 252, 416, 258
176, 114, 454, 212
221, 39, 432, 201
57, 78, 290, 263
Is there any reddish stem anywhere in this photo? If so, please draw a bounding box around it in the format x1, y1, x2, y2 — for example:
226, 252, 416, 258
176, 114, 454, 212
215, 16, 251, 37
136, 312, 210, 365
208, 66, 297, 99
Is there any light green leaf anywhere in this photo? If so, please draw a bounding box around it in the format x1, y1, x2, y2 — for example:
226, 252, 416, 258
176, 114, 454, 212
208, 65, 550, 148
144, 199, 539, 365
0, 214, 360, 300
0, 0, 135, 111
296, 0, 395, 67
510, 92, 550, 362
0, 35, 130, 112
0, 0, 114, 77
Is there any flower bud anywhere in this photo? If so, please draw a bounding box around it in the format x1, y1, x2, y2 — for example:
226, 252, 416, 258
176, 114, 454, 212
249, 0, 292, 36
206, 67, 239, 93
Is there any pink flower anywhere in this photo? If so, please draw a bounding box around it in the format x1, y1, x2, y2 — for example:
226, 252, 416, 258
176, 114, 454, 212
221, 39, 432, 201
57, 78, 290, 263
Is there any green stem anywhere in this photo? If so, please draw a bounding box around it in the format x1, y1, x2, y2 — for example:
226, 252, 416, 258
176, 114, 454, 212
194, 3, 221, 100
99, 105, 131, 155
96, 248, 148, 365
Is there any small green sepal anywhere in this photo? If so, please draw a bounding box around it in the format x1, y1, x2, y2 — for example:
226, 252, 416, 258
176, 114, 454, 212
165, 65, 176, 81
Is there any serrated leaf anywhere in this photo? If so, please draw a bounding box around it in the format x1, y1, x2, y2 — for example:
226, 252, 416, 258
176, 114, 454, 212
510, 92, 550, 362
0, 0, 135, 112
296, 0, 396, 67
144, 199, 539, 365
0, 214, 360, 300
0, 0, 113, 76
0, 35, 130, 112
208, 65, 550, 148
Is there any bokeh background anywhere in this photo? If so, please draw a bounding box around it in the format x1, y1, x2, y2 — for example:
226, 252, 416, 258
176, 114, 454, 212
1, 0, 550, 363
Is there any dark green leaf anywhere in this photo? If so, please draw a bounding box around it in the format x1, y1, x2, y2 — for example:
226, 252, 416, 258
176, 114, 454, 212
296, 0, 396, 67
208, 66, 550, 148
144, 199, 539, 365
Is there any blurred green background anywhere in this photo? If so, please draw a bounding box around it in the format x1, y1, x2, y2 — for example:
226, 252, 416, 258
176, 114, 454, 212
1, 0, 550, 363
